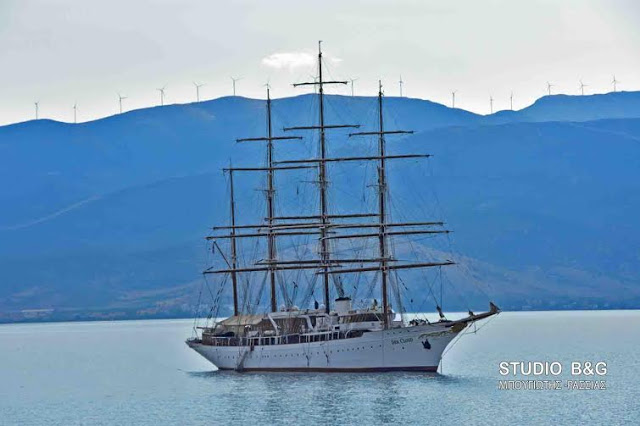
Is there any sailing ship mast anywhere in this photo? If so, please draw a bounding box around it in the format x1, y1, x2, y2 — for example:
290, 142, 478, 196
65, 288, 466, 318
376, 82, 390, 326
228, 167, 239, 316
348, 81, 415, 328
284, 41, 359, 313
265, 88, 277, 312
317, 41, 335, 313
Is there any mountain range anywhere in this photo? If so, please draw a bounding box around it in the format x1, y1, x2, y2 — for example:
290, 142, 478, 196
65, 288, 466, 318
1, 91, 639, 322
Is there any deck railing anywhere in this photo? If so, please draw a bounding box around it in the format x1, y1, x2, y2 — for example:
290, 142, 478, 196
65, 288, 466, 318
202, 330, 355, 347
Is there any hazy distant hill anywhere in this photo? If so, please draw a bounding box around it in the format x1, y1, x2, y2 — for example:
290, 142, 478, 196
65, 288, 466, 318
1, 92, 639, 322
488, 91, 640, 124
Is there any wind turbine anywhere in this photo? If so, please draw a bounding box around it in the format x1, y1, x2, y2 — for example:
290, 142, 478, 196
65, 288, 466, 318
451, 90, 457, 108
157, 85, 167, 106
73, 102, 77, 124
231, 77, 242, 96
579, 79, 587, 96
546, 81, 554, 95
193, 81, 205, 102
612, 75, 620, 92
399, 75, 404, 97
489, 95, 494, 114
349, 78, 358, 96
510, 91, 514, 111
118, 93, 127, 114
34, 101, 39, 120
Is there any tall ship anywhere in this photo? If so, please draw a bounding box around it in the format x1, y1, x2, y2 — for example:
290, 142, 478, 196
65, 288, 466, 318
187, 42, 499, 372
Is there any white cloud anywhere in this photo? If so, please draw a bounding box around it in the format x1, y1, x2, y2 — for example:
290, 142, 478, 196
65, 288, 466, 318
261, 51, 342, 71
261, 51, 315, 71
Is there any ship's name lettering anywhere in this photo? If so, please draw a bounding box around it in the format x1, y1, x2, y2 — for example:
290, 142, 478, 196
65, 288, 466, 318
391, 338, 414, 345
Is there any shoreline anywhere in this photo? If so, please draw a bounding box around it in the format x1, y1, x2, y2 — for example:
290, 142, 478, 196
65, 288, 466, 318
1, 307, 639, 326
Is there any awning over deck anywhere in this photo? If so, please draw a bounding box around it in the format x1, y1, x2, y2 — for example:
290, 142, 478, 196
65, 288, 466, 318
218, 314, 265, 327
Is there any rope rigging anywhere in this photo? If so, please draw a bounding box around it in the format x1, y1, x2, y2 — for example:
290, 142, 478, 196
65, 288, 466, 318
197, 43, 495, 326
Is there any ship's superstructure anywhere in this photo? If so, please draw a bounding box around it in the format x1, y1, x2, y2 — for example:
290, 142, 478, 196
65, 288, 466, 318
187, 42, 499, 372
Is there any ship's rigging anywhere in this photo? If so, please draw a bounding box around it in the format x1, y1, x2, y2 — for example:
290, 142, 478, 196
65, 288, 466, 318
204, 41, 457, 329
188, 41, 500, 373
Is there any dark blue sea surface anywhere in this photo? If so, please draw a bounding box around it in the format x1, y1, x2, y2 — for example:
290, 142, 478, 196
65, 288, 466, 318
1, 311, 638, 425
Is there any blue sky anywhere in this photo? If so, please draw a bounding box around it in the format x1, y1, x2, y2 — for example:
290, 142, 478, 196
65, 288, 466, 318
1, 0, 639, 125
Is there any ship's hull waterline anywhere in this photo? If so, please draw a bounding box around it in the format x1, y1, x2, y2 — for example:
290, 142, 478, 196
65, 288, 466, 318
187, 323, 461, 372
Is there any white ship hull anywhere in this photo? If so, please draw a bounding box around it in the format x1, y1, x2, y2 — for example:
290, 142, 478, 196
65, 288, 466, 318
188, 323, 461, 372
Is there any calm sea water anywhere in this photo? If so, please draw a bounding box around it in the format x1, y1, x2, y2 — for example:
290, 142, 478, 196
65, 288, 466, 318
1, 311, 638, 425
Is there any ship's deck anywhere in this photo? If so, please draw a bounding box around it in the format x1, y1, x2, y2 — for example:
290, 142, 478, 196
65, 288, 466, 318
196, 329, 368, 347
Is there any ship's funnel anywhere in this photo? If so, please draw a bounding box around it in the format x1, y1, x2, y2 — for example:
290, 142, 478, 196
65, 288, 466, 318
335, 297, 352, 314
